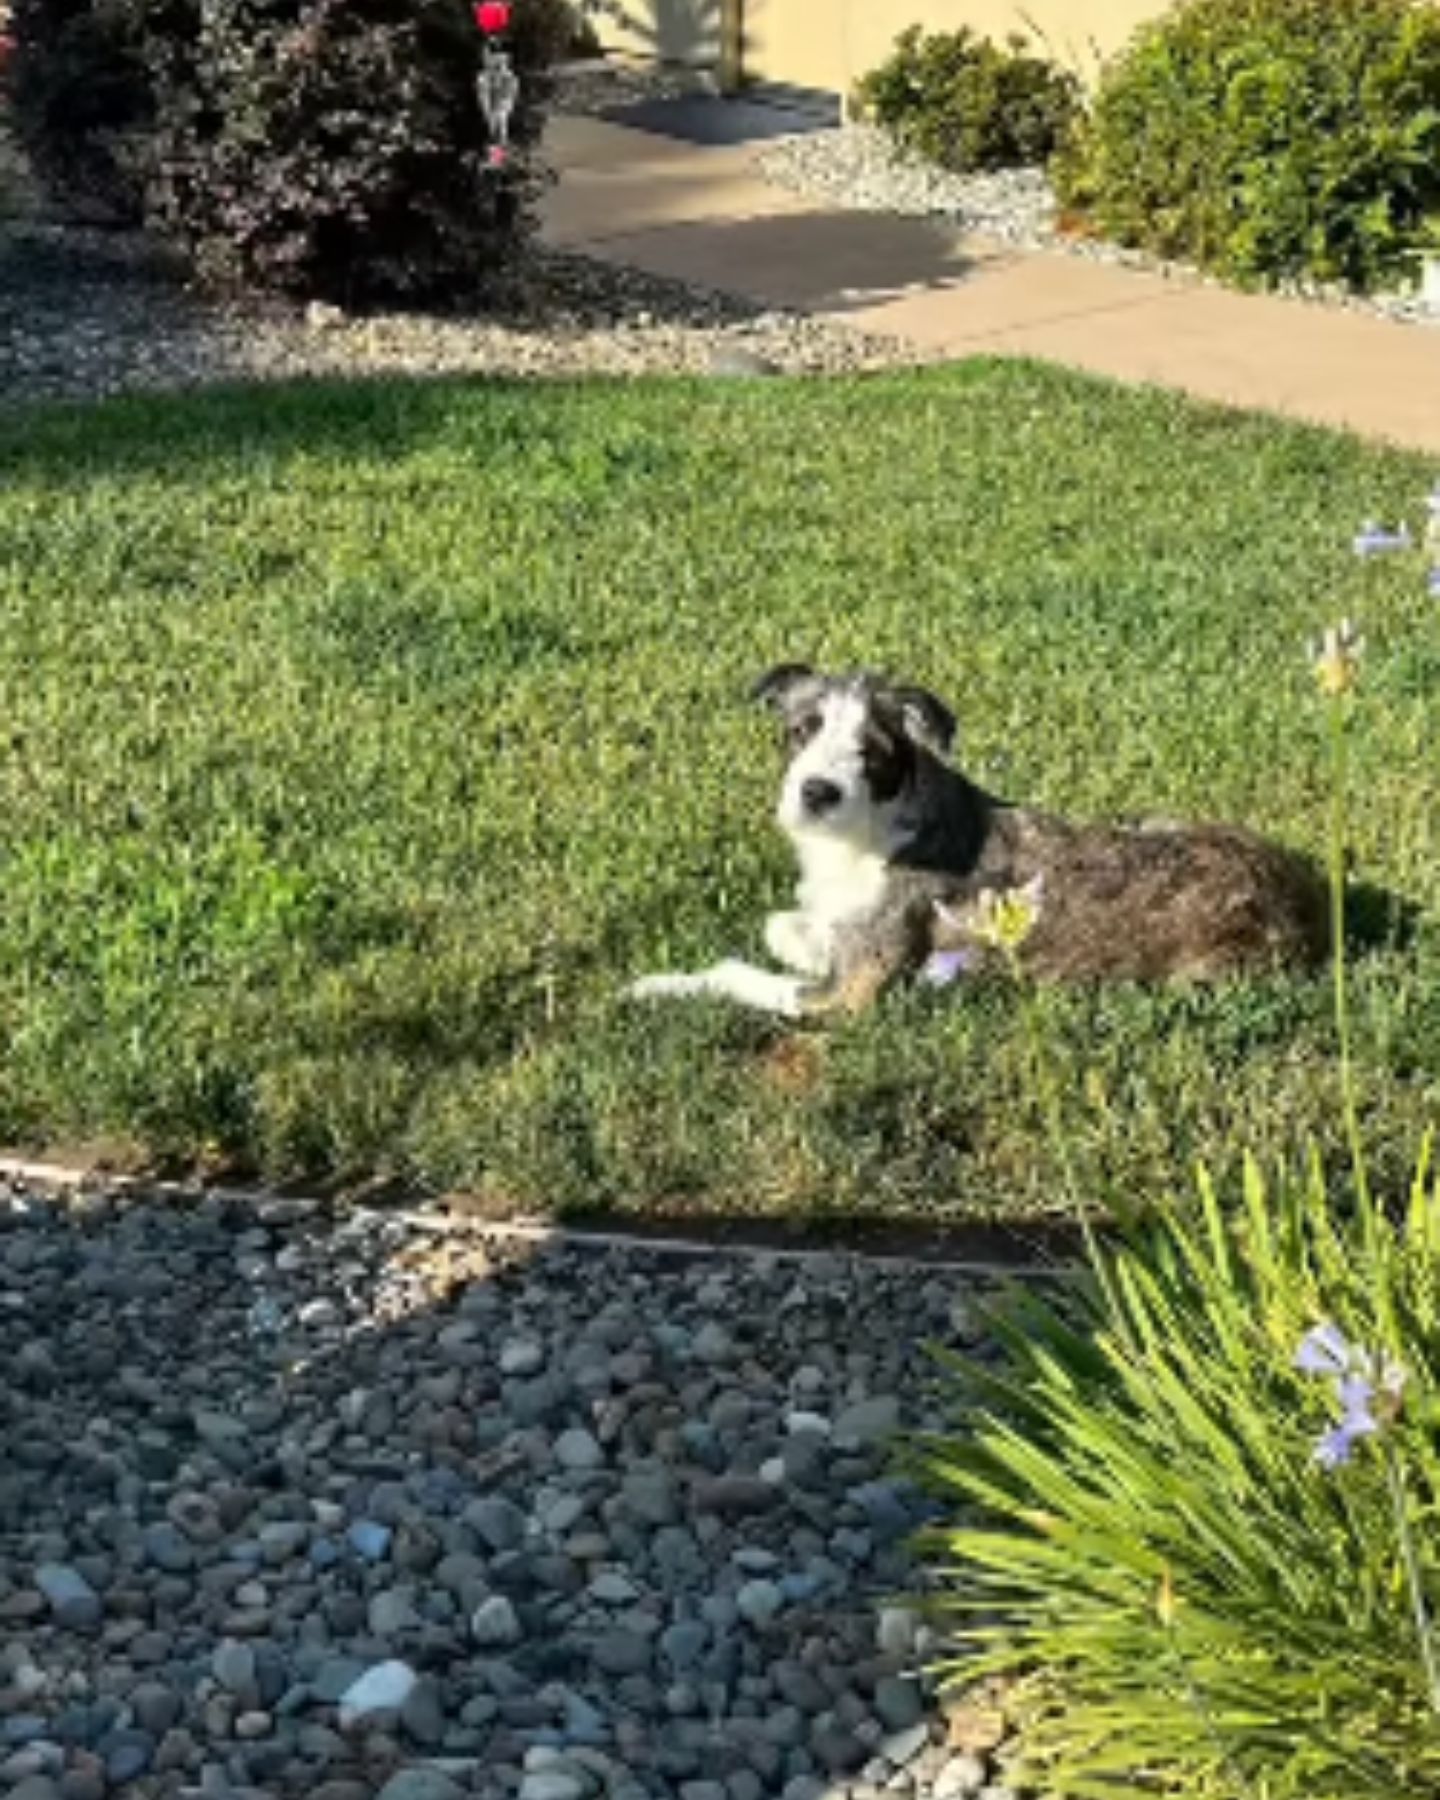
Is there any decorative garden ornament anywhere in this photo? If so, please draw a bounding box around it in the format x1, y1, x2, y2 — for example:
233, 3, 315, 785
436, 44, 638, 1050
473, 2, 518, 169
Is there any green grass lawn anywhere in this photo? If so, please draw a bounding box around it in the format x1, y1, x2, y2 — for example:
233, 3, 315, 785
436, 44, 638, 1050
1, 360, 1436, 1222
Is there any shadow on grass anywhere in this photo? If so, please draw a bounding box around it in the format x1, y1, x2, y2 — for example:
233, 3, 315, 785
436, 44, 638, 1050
0, 355, 995, 493
1348, 878, 1424, 959
0, 371, 549, 486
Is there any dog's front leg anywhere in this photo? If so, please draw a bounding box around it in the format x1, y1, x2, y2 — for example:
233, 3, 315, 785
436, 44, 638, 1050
628, 960, 808, 1018
628, 903, 929, 1020
627, 913, 828, 1017
763, 910, 831, 976
628, 944, 902, 1020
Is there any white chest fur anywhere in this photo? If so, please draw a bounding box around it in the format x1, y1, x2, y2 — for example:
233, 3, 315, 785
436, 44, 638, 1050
793, 834, 889, 929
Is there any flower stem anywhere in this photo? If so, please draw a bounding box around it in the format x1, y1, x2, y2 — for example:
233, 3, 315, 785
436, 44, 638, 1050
1008, 950, 1129, 1338
1325, 695, 1397, 1341
1327, 696, 1370, 1214
1383, 1442, 1440, 1723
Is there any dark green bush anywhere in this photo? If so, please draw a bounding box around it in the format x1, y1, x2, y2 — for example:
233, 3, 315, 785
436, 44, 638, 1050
6, 0, 150, 221
855, 24, 1081, 174
7, 0, 572, 302
1054, 0, 1440, 293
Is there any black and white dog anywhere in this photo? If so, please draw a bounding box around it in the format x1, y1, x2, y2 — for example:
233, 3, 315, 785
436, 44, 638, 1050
628, 664, 1327, 1019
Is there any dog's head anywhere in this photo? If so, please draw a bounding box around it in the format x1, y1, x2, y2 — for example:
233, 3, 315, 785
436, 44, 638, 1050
751, 664, 956, 844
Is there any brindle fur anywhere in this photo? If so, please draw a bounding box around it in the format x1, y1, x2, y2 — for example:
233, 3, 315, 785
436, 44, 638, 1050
943, 808, 1329, 982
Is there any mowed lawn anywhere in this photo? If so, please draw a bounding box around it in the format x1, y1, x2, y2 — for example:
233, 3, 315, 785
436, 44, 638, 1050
0, 360, 1436, 1221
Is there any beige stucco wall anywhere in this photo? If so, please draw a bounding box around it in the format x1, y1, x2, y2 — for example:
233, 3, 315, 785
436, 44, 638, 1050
749, 0, 1160, 91
591, 0, 1164, 89
584, 0, 727, 69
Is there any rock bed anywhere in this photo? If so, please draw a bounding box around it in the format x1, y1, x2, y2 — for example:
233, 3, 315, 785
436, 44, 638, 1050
0, 63, 925, 408
0, 219, 921, 409
758, 123, 1440, 328
757, 130, 1052, 250
0, 1183, 1018, 1800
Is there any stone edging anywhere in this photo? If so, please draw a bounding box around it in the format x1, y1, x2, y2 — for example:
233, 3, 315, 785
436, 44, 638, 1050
0, 1152, 1073, 1281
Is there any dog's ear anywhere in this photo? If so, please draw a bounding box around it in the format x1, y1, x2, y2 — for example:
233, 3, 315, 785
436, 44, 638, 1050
750, 663, 815, 711
894, 685, 957, 756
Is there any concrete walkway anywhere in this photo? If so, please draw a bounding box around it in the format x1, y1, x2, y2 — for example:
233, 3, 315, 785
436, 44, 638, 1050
544, 113, 1440, 453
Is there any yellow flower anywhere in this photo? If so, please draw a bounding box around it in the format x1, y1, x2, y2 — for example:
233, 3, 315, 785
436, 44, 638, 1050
971, 875, 1045, 953
936, 877, 1045, 959
1309, 619, 1365, 698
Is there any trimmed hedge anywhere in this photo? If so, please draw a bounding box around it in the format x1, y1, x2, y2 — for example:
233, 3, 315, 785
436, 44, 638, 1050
1054, 0, 1440, 293
856, 24, 1081, 174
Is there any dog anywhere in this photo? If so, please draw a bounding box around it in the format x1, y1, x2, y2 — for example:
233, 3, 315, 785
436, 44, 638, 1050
628, 664, 1329, 1019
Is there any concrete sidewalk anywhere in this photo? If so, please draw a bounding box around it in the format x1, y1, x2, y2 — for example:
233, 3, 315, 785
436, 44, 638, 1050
544, 113, 1440, 453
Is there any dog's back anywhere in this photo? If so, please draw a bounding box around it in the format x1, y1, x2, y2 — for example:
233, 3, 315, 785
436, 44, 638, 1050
946, 807, 1329, 981
631, 666, 1330, 1017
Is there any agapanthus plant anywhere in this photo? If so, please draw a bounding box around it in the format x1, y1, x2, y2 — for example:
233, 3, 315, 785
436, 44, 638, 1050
922, 532, 1440, 1798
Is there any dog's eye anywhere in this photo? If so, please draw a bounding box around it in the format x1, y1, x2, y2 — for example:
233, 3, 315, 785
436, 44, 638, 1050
862, 733, 907, 794
791, 713, 822, 744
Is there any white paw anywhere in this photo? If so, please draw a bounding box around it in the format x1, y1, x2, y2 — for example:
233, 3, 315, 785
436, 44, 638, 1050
764, 911, 829, 977
626, 972, 705, 1002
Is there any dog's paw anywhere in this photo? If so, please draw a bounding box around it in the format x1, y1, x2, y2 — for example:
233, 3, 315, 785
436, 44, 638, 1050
764, 910, 829, 977
626, 972, 706, 1002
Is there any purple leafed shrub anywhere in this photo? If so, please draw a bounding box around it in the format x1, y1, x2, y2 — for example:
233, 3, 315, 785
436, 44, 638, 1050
8, 0, 577, 303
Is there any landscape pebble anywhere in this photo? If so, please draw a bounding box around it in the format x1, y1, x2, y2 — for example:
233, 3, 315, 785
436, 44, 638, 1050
0, 218, 924, 408
0, 1177, 1024, 1795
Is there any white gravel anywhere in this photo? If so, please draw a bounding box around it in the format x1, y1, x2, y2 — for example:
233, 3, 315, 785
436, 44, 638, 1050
0, 220, 926, 409
759, 125, 1053, 246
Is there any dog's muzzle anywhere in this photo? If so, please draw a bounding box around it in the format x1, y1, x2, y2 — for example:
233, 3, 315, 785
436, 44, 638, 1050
800, 778, 843, 817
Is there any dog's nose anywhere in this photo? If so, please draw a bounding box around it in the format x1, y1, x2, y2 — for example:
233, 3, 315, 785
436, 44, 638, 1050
801, 778, 843, 816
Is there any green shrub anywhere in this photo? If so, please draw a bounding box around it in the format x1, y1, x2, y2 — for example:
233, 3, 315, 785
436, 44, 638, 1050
922, 1153, 1440, 1798
1054, 0, 1440, 293
7, 0, 573, 301
855, 24, 1081, 173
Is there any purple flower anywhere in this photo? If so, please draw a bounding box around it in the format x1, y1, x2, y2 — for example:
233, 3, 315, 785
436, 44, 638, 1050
1295, 1323, 1406, 1470
1314, 1376, 1382, 1467
1428, 566, 1440, 599
1353, 521, 1412, 558
1315, 1419, 1370, 1469
1295, 1322, 1353, 1376
921, 947, 976, 987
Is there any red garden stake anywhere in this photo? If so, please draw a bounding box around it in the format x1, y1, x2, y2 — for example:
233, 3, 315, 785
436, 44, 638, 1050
473, 1, 519, 169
